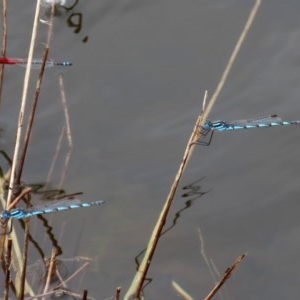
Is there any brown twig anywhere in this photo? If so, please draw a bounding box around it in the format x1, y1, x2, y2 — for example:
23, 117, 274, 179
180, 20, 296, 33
204, 254, 246, 300
42, 249, 57, 300
124, 92, 207, 300
16, 0, 56, 185
19, 212, 31, 299
124, 2, 261, 298
3, 238, 12, 300
82, 289, 88, 300
115, 287, 121, 300
7, 187, 32, 211
16, 47, 50, 184
201, 0, 261, 123
6, 0, 43, 207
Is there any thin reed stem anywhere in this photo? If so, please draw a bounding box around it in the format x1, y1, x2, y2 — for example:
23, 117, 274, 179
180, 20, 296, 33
16, 47, 50, 184
124, 92, 206, 299
171, 281, 193, 300
60, 261, 90, 286
7, 187, 32, 211
115, 287, 121, 300
3, 238, 12, 300
202, 0, 261, 123
19, 216, 30, 300
125, 2, 261, 298
6, 4, 55, 295
6, 0, 42, 207
16, 2, 55, 186
82, 289, 88, 300
58, 74, 73, 188
42, 249, 57, 300
45, 126, 65, 190
204, 254, 246, 300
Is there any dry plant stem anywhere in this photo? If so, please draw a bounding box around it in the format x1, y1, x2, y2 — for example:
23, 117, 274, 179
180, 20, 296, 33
45, 126, 65, 190
7, 187, 32, 211
197, 227, 218, 284
115, 287, 121, 300
0, 194, 34, 297
124, 93, 207, 300
58, 74, 73, 147
17, 3, 55, 184
171, 281, 193, 300
204, 254, 246, 300
4, 238, 12, 300
0, 0, 7, 109
0, 188, 32, 239
5, 4, 53, 294
60, 261, 90, 286
44, 70, 71, 191
125, 3, 262, 297
58, 74, 73, 188
55, 265, 66, 287
82, 289, 88, 300
16, 47, 50, 184
42, 249, 57, 300
6, 0, 42, 207
201, 0, 261, 123
19, 218, 30, 300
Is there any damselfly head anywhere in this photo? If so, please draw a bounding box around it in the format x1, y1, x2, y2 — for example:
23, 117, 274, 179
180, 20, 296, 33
202, 120, 212, 130
0, 210, 10, 220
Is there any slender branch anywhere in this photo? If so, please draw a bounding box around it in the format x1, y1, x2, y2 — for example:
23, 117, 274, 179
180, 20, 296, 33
204, 254, 246, 300
42, 249, 57, 300
124, 92, 206, 300
202, 0, 261, 123
6, 0, 42, 206
16, 47, 50, 184
82, 289, 88, 300
16, 2, 55, 184
7, 187, 32, 211
124, 2, 261, 298
58, 74, 73, 188
19, 215, 30, 299
3, 238, 12, 300
115, 287, 121, 300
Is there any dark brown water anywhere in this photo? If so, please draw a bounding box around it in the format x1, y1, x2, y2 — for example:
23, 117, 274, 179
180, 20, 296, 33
1, 1, 300, 299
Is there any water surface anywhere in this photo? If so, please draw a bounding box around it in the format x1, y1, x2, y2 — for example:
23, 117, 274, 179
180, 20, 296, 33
2, 1, 300, 299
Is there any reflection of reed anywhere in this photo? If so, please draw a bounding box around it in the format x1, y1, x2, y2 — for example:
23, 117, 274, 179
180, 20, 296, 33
27, 183, 83, 201
134, 178, 209, 293
182, 177, 208, 199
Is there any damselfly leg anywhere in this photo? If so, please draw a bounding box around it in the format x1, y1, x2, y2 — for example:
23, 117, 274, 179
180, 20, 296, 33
194, 124, 214, 146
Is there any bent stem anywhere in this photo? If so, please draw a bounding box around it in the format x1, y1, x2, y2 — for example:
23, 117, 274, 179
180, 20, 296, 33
124, 92, 206, 300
